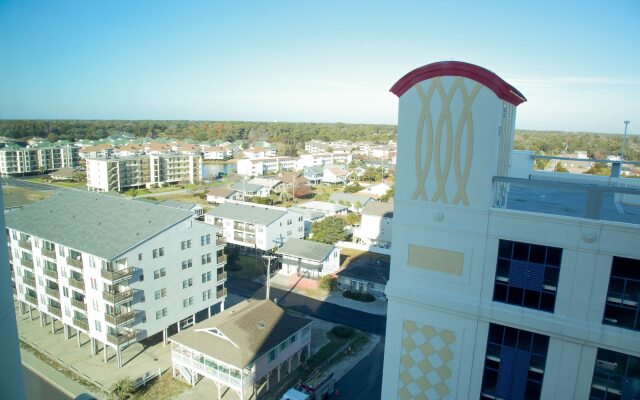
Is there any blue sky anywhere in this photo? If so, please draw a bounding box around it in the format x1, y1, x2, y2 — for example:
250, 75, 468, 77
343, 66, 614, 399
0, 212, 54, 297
1, 1, 638, 134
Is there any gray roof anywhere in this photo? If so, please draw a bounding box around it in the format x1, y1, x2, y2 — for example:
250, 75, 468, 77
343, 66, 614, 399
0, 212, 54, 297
232, 182, 265, 193
296, 201, 348, 214
288, 207, 325, 221
207, 187, 237, 198
5, 190, 192, 260
338, 259, 389, 285
329, 193, 373, 206
276, 238, 335, 262
171, 300, 312, 368
362, 201, 394, 218
206, 202, 287, 225
160, 200, 199, 211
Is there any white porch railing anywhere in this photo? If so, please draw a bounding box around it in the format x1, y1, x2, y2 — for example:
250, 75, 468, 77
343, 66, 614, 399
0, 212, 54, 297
172, 351, 254, 389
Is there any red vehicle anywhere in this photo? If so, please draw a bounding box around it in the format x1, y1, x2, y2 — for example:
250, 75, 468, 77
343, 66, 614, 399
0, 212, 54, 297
280, 372, 335, 400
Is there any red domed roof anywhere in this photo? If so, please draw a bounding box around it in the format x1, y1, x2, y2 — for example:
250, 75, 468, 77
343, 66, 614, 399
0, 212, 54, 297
390, 61, 526, 106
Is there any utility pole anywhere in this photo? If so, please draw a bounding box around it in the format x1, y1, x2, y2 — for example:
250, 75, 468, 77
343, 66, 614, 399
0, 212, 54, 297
262, 253, 278, 300
621, 120, 631, 161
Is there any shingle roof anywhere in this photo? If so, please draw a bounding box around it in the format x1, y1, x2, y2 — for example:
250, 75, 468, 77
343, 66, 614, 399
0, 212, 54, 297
171, 300, 312, 368
338, 260, 389, 285
276, 238, 335, 262
232, 182, 266, 193
329, 193, 372, 206
5, 191, 192, 260
206, 202, 288, 225
362, 201, 394, 218
207, 187, 237, 198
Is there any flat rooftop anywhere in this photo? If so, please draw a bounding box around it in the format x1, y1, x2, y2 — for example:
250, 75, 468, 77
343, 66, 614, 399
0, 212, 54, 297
498, 177, 640, 225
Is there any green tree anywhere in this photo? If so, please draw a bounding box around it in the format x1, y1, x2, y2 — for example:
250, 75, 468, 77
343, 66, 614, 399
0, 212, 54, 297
344, 183, 363, 193
584, 162, 611, 176
342, 212, 361, 226
553, 162, 569, 173
310, 217, 346, 244
535, 158, 549, 170
108, 378, 136, 400
319, 275, 337, 292
380, 185, 395, 201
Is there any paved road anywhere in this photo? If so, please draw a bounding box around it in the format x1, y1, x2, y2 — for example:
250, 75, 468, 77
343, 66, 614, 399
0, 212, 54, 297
227, 278, 387, 335
23, 366, 71, 400
335, 337, 385, 400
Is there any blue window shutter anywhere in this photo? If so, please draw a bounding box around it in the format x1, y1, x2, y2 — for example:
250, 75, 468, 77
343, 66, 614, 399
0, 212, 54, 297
509, 261, 545, 291
511, 350, 532, 399
496, 347, 516, 398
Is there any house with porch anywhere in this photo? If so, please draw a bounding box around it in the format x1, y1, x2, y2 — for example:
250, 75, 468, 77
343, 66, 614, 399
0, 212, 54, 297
207, 187, 239, 205
337, 258, 389, 299
170, 299, 312, 400
276, 238, 340, 279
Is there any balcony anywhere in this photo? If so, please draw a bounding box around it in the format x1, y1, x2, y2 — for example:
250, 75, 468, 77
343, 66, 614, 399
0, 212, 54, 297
105, 310, 135, 326
25, 293, 38, 306
18, 240, 32, 250
41, 249, 56, 259
217, 255, 227, 265
21, 259, 34, 270
216, 236, 226, 246
101, 267, 132, 282
216, 288, 227, 298
23, 276, 36, 288
217, 272, 227, 282
45, 287, 60, 299
69, 278, 85, 290
71, 298, 87, 311
103, 289, 133, 304
48, 305, 62, 318
66, 257, 84, 269
73, 317, 89, 331
107, 331, 136, 346
44, 268, 58, 279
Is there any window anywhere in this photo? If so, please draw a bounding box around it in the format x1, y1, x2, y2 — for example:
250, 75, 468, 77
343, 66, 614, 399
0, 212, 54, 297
182, 259, 193, 270
90, 277, 97, 290
138, 253, 143, 261
289, 334, 296, 345
279, 341, 287, 351
154, 288, 167, 299
201, 234, 211, 246
92, 299, 100, 312
182, 297, 194, 307
603, 256, 640, 331
154, 268, 166, 279
202, 271, 212, 283
153, 247, 165, 258
62, 287, 68, 297
589, 348, 640, 399
155, 308, 168, 320
202, 289, 212, 301
153, 249, 158, 258
159, 247, 164, 256
493, 240, 561, 313
480, 324, 549, 400
201, 253, 212, 265
94, 320, 102, 332
181, 240, 192, 250
182, 278, 193, 289
268, 348, 277, 362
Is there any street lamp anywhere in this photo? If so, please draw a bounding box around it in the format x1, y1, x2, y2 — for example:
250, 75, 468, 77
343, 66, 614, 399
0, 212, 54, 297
621, 120, 631, 161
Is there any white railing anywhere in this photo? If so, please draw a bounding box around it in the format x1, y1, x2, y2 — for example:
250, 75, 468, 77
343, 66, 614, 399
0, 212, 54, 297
133, 368, 162, 389
172, 352, 253, 389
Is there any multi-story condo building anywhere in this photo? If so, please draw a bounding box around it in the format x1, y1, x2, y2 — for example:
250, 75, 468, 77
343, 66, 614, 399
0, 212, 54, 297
237, 157, 297, 176
0, 143, 79, 176
85, 153, 202, 192
6, 191, 227, 368
171, 299, 312, 400
297, 152, 353, 170
204, 201, 304, 252
381, 61, 640, 399
353, 201, 393, 249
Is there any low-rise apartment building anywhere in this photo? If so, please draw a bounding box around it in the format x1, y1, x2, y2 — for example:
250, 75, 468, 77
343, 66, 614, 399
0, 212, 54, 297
276, 239, 340, 279
353, 201, 394, 249
0, 143, 79, 176
237, 157, 297, 176
204, 201, 304, 251
171, 299, 312, 400
7, 191, 227, 368
86, 153, 202, 192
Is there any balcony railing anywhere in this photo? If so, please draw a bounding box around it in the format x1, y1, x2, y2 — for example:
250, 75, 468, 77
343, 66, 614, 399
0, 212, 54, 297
18, 240, 32, 250
69, 277, 85, 290
105, 310, 135, 326
217, 255, 227, 265
216, 288, 227, 298
21, 259, 34, 270
216, 236, 226, 246
45, 287, 60, 299
66, 257, 84, 269
71, 298, 87, 311
107, 331, 136, 346
73, 317, 89, 331
23, 276, 36, 288
25, 293, 38, 305
103, 289, 133, 304
217, 272, 227, 282
101, 267, 132, 282
48, 305, 62, 318
41, 249, 56, 259
44, 268, 58, 279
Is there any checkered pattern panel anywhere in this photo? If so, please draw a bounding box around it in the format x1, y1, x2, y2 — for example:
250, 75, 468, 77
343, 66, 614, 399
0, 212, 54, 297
397, 320, 456, 399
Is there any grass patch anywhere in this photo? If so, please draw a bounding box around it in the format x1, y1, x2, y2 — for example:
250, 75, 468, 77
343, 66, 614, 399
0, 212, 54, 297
2, 187, 52, 207
331, 325, 355, 339
137, 373, 190, 400
343, 291, 375, 302
25, 177, 85, 188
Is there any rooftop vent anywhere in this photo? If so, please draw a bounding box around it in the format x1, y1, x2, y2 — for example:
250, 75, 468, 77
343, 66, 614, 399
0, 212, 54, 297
257, 321, 265, 329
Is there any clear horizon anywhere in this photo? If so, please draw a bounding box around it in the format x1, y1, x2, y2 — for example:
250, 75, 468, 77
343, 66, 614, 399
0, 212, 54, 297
1, 0, 638, 135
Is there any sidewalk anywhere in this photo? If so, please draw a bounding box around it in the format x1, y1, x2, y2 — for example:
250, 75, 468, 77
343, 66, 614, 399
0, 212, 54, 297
268, 274, 388, 316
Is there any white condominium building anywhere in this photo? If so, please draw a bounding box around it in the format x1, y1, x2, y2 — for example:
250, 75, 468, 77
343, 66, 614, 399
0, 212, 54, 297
236, 157, 297, 176
0, 143, 79, 176
86, 153, 202, 192
205, 201, 304, 251
7, 191, 227, 367
381, 61, 640, 399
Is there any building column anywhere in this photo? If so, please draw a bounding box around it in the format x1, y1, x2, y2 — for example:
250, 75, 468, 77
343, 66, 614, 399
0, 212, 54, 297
63, 324, 69, 340
50, 318, 55, 333
90, 338, 97, 355
116, 348, 122, 368
216, 381, 221, 400
288, 357, 292, 373
277, 364, 281, 382
177, 321, 181, 333
28, 306, 33, 321
39, 312, 45, 327
77, 330, 81, 348
208, 306, 211, 318
221, 300, 225, 311
103, 345, 108, 363
266, 371, 271, 391
163, 328, 168, 346
192, 314, 196, 326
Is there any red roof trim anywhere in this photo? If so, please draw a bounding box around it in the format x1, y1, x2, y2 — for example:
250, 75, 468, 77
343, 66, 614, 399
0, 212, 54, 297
390, 61, 526, 106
